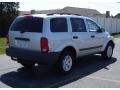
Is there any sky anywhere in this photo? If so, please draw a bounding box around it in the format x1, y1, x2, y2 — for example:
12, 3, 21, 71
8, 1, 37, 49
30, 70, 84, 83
8, 0, 120, 16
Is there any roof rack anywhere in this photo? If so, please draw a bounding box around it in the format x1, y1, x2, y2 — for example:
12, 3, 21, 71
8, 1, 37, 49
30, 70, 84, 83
47, 13, 81, 16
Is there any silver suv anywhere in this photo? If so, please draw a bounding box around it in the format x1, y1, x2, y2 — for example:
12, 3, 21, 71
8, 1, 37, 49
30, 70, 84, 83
6, 14, 115, 74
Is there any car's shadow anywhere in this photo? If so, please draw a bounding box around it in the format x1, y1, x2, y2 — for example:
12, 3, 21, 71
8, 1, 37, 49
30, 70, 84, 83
0, 55, 117, 88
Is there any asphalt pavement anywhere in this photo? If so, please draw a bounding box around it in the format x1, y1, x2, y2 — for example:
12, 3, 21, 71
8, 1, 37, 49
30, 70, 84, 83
0, 38, 120, 88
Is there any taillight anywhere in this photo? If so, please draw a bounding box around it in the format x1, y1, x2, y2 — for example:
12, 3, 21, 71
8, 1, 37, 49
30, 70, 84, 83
6, 34, 9, 47
40, 37, 49, 53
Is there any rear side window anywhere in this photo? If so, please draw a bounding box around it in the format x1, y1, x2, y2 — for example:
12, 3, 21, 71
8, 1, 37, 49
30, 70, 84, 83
50, 18, 68, 32
10, 16, 43, 33
71, 18, 86, 32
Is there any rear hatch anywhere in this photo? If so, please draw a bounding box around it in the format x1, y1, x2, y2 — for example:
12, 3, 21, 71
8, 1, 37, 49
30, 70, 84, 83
9, 16, 43, 51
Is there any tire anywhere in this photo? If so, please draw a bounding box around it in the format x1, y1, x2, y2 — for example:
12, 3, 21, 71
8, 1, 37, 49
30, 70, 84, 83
19, 61, 35, 68
102, 43, 113, 59
57, 51, 75, 74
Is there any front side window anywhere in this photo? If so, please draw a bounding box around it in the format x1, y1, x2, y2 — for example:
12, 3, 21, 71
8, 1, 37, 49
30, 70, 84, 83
50, 18, 68, 32
86, 19, 100, 32
71, 18, 86, 32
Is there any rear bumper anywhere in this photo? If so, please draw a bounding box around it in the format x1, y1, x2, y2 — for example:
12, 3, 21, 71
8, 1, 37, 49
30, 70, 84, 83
6, 47, 60, 65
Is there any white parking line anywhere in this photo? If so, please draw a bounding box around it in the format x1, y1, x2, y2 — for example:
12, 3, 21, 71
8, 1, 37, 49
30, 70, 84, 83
87, 76, 120, 83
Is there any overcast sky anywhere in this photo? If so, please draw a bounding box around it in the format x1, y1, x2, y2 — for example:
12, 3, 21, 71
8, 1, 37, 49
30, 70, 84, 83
18, 0, 120, 16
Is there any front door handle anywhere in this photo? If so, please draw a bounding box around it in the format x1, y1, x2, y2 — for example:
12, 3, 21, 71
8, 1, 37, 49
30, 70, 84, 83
73, 36, 78, 39
91, 35, 95, 38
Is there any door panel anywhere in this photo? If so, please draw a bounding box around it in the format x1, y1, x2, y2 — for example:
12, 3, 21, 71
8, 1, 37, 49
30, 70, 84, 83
9, 16, 43, 52
72, 32, 94, 56
70, 18, 94, 56
86, 19, 105, 53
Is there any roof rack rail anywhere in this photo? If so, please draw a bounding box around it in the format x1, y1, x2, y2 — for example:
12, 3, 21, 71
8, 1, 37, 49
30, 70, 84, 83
47, 13, 81, 16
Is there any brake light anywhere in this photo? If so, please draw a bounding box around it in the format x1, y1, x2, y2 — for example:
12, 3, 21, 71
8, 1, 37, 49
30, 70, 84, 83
25, 15, 33, 19
40, 37, 49, 53
6, 34, 9, 47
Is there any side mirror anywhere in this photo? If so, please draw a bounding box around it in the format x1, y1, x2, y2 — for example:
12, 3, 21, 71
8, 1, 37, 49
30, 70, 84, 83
101, 28, 105, 32
97, 28, 105, 33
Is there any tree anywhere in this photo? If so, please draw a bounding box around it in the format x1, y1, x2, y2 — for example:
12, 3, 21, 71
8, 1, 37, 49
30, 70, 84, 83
0, 2, 19, 37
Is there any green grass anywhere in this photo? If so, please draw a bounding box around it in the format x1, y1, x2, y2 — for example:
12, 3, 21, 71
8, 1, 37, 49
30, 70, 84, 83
0, 38, 7, 54
112, 33, 120, 38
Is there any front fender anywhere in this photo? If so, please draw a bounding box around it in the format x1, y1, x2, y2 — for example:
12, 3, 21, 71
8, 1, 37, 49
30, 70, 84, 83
101, 36, 114, 51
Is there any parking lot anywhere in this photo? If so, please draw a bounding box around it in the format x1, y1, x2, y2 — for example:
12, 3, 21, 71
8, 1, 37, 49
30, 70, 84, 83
0, 38, 120, 88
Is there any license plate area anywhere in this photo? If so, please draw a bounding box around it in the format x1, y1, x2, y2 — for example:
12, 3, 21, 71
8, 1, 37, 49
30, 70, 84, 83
15, 40, 28, 48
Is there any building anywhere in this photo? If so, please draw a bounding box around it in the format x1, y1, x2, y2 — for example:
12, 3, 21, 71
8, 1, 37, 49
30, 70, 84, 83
114, 13, 120, 19
20, 6, 104, 17
37, 6, 101, 17
19, 11, 31, 15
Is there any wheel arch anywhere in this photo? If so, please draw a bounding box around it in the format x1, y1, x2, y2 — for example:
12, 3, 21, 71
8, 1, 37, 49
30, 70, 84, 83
107, 40, 115, 48
102, 39, 115, 51
60, 46, 77, 58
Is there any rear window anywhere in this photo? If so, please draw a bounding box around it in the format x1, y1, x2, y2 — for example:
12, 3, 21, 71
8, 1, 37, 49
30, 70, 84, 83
10, 16, 43, 33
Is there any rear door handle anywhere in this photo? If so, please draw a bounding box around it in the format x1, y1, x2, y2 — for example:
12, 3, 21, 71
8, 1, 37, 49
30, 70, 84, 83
73, 36, 78, 39
91, 35, 95, 38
